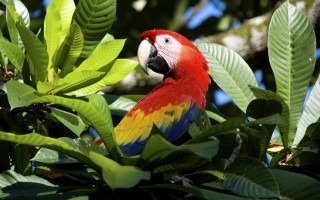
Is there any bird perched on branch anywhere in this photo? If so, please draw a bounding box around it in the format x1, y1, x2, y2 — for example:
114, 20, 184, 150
95, 29, 210, 155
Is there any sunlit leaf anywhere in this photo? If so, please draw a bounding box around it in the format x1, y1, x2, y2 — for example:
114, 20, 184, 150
59, 22, 84, 77
88, 151, 150, 189
76, 39, 126, 72
69, 59, 137, 95
0, 39, 24, 71
6, 80, 39, 109
44, 0, 75, 72
5, 0, 29, 49
196, 42, 257, 113
52, 70, 105, 94
16, 23, 48, 83
105, 95, 137, 116
26, 94, 121, 160
268, 1, 316, 145
295, 75, 320, 145
73, 0, 116, 60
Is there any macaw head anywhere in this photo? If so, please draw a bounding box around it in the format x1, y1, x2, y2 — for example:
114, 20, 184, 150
137, 29, 208, 77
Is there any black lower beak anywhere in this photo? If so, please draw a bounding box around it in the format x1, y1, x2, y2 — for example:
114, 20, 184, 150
147, 47, 170, 74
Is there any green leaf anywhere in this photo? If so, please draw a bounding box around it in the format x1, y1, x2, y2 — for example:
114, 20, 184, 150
59, 22, 84, 77
70, 59, 137, 95
0, 170, 58, 199
223, 156, 280, 199
26, 94, 121, 160
86, 94, 115, 142
32, 137, 108, 164
250, 86, 288, 145
189, 110, 212, 138
268, 1, 316, 145
36, 81, 55, 94
50, 107, 86, 137
106, 95, 137, 116
44, 0, 75, 71
73, 0, 116, 60
0, 131, 100, 171
16, 23, 48, 83
270, 168, 320, 199
187, 117, 245, 144
196, 42, 257, 113
52, 70, 105, 94
295, 75, 320, 145
140, 128, 219, 173
205, 110, 226, 122
88, 151, 150, 189
76, 39, 126, 72
6, 0, 30, 49
0, 39, 25, 71
6, 80, 39, 109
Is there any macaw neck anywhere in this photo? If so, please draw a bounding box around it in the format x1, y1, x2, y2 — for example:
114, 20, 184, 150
164, 61, 210, 94
162, 66, 210, 108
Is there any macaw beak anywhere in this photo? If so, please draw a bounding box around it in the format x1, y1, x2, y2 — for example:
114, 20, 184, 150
137, 39, 169, 75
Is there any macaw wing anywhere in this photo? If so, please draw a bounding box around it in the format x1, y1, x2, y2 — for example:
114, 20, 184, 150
115, 99, 199, 155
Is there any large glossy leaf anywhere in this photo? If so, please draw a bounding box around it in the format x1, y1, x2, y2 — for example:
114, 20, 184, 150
139, 129, 219, 173
70, 59, 138, 95
0, 170, 58, 199
16, 23, 48, 83
51, 70, 105, 94
32, 137, 108, 163
270, 168, 320, 199
105, 95, 137, 116
196, 42, 257, 113
5, 0, 29, 49
222, 156, 280, 199
295, 75, 320, 144
59, 22, 84, 77
188, 117, 245, 143
44, 0, 75, 71
0, 39, 24, 71
0, 131, 100, 171
268, 1, 316, 145
26, 94, 121, 160
88, 151, 150, 189
76, 39, 126, 72
73, 0, 116, 60
6, 80, 39, 109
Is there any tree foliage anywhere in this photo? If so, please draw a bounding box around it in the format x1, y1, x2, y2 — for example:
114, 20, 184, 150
0, 0, 319, 199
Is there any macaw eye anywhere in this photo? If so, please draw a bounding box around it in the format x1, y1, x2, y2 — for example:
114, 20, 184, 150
165, 38, 170, 43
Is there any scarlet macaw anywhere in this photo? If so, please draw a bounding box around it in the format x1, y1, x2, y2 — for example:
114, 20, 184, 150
96, 29, 211, 155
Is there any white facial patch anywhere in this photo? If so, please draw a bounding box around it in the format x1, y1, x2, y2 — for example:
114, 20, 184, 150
154, 34, 182, 70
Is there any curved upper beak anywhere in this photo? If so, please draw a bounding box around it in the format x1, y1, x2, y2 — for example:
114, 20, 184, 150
137, 39, 156, 75
137, 39, 169, 75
